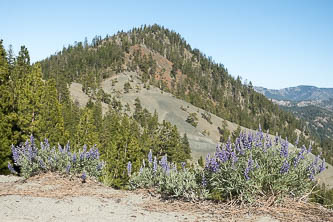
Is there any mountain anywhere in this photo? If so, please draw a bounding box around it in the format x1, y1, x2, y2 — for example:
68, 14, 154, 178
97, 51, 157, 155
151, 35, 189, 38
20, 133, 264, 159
255, 85, 333, 102
255, 85, 333, 163
40, 24, 311, 148
37, 24, 333, 167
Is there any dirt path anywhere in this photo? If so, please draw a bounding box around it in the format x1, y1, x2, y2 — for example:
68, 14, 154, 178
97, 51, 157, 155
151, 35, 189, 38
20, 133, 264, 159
0, 173, 332, 222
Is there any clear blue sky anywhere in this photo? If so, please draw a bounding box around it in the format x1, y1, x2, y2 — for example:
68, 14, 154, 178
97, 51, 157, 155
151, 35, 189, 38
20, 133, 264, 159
1, 0, 332, 89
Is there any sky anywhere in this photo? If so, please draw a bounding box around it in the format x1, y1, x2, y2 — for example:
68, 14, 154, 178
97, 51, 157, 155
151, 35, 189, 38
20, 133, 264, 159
1, 0, 332, 89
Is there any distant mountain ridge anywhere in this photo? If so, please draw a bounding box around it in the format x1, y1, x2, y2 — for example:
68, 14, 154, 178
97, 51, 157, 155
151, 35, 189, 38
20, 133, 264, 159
255, 85, 333, 102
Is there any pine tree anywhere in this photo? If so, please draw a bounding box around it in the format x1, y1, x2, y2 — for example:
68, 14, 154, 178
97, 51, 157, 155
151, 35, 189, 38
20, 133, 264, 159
75, 108, 100, 150
0, 40, 12, 173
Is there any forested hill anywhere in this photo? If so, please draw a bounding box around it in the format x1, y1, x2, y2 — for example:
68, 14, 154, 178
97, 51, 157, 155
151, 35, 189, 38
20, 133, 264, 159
40, 24, 310, 146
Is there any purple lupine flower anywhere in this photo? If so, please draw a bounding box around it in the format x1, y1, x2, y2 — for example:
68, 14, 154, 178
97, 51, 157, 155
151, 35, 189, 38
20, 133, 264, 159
83, 144, 87, 153
81, 172, 87, 182
11, 145, 19, 165
295, 136, 299, 147
181, 162, 186, 171
44, 138, 50, 150
307, 144, 312, 154
72, 153, 77, 163
64, 142, 70, 153
307, 164, 316, 181
202, 174, 207, 187
294, 145, 306, 167
319, 159, 325, 173
153, 156, 157, 173
66, 164, 71, 174
160, 155, 168, 172
139, 166, 143, 174
30, 134, 35, 147
79, 152, 84, 161
280, 138, 289, 158
314, 154, 320, 166
39, 160, 46, 169
275, 133, 279, 145
205, 154, 210, 169
280, 160, 290, 174
244, 167, 250, 180
226, 139, 232, 153
216, 146, 229, 163
208, 157, 219, 172
148, 149, 153, 164
127, 161, 132, 176
8, 163, 17, 174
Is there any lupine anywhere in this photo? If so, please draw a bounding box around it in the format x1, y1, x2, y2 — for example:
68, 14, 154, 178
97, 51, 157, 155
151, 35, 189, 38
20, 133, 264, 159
39, 160, 46, 169
148, 149, 153, 164
319, 159, 325, 173
181, 162, 186, 171
153, 156, 157, 173
160, 155, 168, 171
66, 164, 71, 174
280, 160, 290, 174
81, 172, 87, 182
280, 138, 289, 158
8, 163, 17, 174
72, 153, 77, 163
127, 161, 132, 176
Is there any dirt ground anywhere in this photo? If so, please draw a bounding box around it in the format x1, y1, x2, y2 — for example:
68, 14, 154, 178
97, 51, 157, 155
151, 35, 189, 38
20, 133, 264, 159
1, 173, 332, 222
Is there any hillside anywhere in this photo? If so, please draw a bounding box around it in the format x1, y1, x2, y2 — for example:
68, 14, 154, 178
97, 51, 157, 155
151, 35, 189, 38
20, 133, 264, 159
41, 24, 313, 150
255, 85, 333, 102
255, 85, 333, 164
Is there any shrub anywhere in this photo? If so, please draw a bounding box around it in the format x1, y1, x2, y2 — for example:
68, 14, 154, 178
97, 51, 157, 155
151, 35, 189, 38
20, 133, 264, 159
204, 128, 325, 203
129, 150, 208, 200
8, 135, 104, 180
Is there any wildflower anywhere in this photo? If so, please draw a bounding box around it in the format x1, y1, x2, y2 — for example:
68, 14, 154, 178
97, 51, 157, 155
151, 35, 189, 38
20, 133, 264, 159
307, 144, 312, 154
208, 157, 219, 172
295, 135, 299, 147
72, 153, 77, 163
64, 142, 70, 153
127, 161, 132, 176
160, 155, 168, 172
205, 154, 210, 169
8, 163, 17, 174
294, 145, 306, 167
142, 159, 146, 168
81, 172, 87, 182
153, 156, 157, 173
181, 162, 186, 171
11, 145, 19, 165
39, 160, 46, 170
30, 134, 35, 147
280, 160, 290, 174
280, 138, 289, 158
244, 156, 253, 180
318, 159, 325, 173
83, 144, 87, 153
202, 174, 207, 187
148, 149, 153, 164
66, 164, 71, 174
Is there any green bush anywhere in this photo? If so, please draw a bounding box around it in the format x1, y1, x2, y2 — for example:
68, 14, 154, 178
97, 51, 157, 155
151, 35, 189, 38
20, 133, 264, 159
129, 151, 208, 200
204, 129, 325, 203
8, 135, 104, 180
